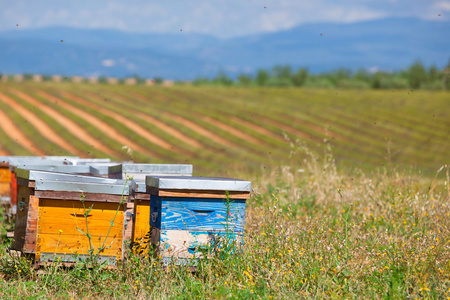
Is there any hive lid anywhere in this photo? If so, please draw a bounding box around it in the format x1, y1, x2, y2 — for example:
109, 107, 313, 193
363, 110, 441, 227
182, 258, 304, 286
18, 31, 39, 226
16, 164, 91, 174
146, 176, 251, 192
15, 168, 119, 183
67, 158, 111, 165
6, 157, 75, 167
123, 163, 193, 180
34, 179, 133, 195
89, 164, 122, 176
135, 181, 146, 193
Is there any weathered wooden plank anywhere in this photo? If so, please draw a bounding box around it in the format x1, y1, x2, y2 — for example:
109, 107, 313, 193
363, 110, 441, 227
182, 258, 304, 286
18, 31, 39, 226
134, 192, 150, 200
154, 198, 246, 232
123, 202, 134, 241
34, 191, 127, 202
35, 234, 122, 259
158, 229, 243, 259
11, 185, 32, 251
23, 195, 40, 254
38, 199, 124, 236
37, 253, 117, 266
132, 199, 150, 244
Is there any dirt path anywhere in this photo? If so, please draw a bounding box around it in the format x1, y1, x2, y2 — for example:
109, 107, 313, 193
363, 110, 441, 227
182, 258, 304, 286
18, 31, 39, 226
37, 91, 162, 159
128, 91, 239, 149
199, 115, 264, 146
227, 116, 285, 142
0, 103, 46, 156
292, 114, 348, 141
0, 91, 82, 156
66, 91, 193, 155
89, 91, 203, 149
162, 112, 239, 149
0, 145, 8, 156
253, 114, 318, 141
8, 88, 119, 158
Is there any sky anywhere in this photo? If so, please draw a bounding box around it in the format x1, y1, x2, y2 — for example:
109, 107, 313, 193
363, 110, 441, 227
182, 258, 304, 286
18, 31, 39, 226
1, 0, 449, 38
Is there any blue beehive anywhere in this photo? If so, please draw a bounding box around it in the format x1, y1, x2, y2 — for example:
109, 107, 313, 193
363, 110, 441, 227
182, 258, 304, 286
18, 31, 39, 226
146, 176, 251, 265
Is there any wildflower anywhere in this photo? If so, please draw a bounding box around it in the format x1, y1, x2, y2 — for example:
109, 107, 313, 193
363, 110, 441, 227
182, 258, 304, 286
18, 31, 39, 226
59, 229, 63, 233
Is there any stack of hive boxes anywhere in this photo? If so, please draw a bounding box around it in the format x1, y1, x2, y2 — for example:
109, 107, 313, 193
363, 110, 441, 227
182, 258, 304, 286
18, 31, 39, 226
5, 156, 251, 267
145, 176, 251, 265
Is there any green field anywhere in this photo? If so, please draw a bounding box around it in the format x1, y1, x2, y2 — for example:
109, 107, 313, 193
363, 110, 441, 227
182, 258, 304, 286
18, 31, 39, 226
0, 82, 448, 176
0, 82, 449, 299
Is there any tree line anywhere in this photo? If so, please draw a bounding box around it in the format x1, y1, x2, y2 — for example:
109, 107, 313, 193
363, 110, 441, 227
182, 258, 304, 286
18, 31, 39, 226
193, 60, 450, 90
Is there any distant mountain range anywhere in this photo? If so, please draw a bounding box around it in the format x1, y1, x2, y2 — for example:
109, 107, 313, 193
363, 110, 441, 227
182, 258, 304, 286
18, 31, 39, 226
0, 18, 449, 80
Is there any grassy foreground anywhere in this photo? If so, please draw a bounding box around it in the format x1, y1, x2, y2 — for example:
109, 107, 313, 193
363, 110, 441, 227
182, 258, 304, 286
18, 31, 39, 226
0, 148, 449, 299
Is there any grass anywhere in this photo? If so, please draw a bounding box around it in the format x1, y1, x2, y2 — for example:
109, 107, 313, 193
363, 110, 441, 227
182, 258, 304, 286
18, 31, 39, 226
1, 143, 449, 299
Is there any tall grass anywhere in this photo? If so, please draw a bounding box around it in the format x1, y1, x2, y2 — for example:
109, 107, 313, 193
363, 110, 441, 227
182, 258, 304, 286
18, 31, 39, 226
1, 143, 449, 299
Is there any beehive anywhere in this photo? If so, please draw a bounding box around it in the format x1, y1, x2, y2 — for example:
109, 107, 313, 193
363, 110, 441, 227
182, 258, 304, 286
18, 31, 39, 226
8, 162, 120, 216
121, 164, 193, 246
11, 168, 133, 266
146, 176, 251, 266
2, 156, 79, 215
0, 161, 12, 204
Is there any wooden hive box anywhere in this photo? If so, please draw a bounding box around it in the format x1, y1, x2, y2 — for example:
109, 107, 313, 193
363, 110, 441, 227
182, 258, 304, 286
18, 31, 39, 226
3, 156, 79, 215
146, 176, 251, 266
121, 164, 193, 246
11, 168, 133, 266
0, 161, 12, 205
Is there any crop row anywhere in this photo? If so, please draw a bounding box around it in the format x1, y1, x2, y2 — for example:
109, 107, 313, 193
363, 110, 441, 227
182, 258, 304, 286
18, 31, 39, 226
0, 82, 447, 175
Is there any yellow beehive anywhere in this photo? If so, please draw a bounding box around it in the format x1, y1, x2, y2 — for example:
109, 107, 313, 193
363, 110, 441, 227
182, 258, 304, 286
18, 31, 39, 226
0, 162, 11, 201
11, 168, 133, 266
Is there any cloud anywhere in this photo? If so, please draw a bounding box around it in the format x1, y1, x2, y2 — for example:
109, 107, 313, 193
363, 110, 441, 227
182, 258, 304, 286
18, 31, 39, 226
434, 1, 450, 10
0, 0, 447, 37
101, 59, 115, 67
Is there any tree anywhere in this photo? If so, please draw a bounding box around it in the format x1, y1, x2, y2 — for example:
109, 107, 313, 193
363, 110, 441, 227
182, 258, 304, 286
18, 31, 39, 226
238, 74, 252, 86
407, 60, 427, 89
256, 69, 269, 86
214, 71, 233, 86
292, 68, 308, 87
272, 65, 292, 80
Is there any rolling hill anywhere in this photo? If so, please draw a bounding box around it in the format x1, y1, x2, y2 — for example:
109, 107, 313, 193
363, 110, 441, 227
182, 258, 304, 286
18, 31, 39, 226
0, 81, 448, 176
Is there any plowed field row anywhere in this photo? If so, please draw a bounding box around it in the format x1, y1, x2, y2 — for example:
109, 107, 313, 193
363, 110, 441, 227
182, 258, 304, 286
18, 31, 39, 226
0, 82, 448, 175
